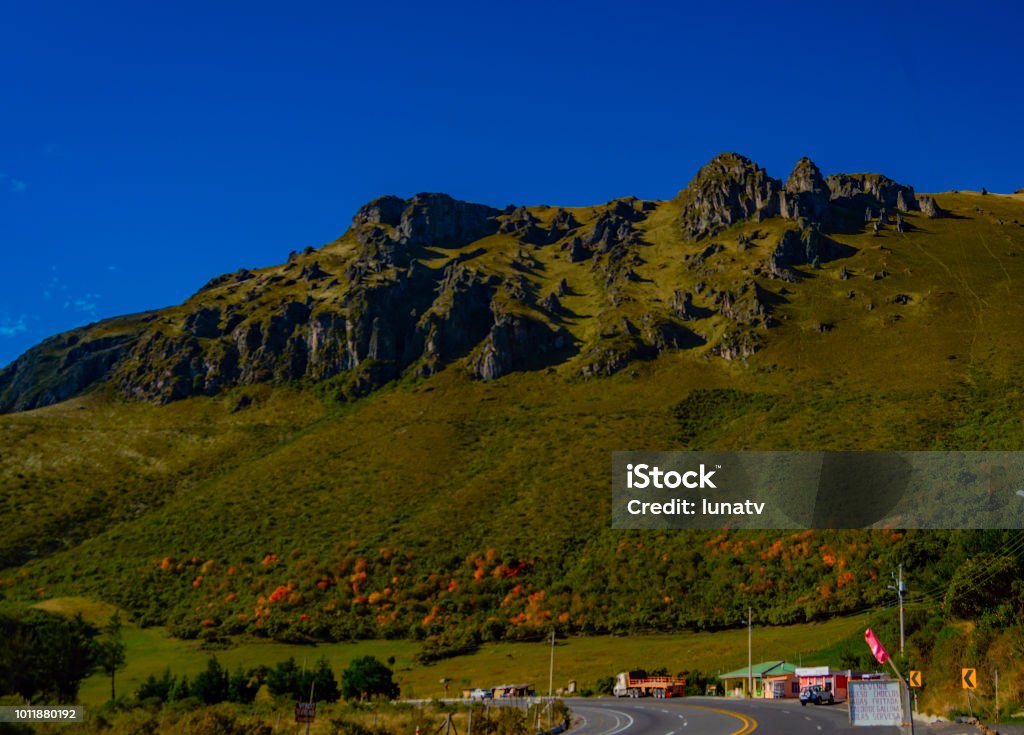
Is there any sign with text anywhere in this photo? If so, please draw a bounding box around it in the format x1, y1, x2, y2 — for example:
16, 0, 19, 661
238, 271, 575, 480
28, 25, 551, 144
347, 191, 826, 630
295, 703, 316, 723
849, 680, 906, 727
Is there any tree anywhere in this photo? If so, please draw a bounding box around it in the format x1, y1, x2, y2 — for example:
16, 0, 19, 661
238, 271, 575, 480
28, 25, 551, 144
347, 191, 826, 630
944, 554, 1019, 619
265, 656, 340, 703
227, 666, 260, 704
97, 612, 127, 701
266, 657, 303, 700
340, 656, 399, 701
309, 658, 340, 703
191, 656, 229, 704
168, 674, 191, 702
4, 611, 97, 704
137, 668, 176, 702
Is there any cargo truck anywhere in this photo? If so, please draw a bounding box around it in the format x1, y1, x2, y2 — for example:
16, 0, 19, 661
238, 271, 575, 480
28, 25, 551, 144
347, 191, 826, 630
612, 670, 687, 698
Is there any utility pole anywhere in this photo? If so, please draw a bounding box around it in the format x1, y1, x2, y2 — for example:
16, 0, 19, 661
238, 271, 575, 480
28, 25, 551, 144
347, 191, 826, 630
995, 668, 999, 723
748, 607, 753, 698
305, 680, 316, 735
548, 628, 555, 733
888, 565, 905, 653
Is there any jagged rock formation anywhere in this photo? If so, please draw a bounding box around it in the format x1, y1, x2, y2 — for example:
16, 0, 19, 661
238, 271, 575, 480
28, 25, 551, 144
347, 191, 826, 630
677, 153, 781, 239
0, 326, 145, 412
469, 314, 569, 380
918, 195, 944, 218
676, 156, 928, 242
780, 157, 831, 222
717, 281, 779, 328
824, 173, 918, 212
772, 227, 851, 268
499, 206, 546, 244
0, 154, 961, 413
670, 290, 713, 321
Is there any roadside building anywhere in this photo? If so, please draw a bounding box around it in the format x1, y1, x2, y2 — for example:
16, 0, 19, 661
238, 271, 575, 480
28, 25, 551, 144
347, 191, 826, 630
763, 670, 801, 699
491, 683, 535, 698
718, 661, 797, 698
795, 667, 882, 702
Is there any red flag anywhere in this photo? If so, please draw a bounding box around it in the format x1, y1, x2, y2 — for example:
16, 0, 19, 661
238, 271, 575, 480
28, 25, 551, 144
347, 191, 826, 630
864, 628, 889, 664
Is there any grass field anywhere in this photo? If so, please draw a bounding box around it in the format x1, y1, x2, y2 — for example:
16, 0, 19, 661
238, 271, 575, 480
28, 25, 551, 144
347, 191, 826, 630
34, 597, 869, 706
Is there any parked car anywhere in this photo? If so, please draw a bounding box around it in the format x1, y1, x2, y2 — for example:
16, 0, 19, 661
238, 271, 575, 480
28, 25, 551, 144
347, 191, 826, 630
470, 688, 493, 700
800, 685, 834, 706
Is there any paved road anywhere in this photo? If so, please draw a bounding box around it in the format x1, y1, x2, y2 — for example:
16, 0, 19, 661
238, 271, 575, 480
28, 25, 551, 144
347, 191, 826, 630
566, 696, 904, 734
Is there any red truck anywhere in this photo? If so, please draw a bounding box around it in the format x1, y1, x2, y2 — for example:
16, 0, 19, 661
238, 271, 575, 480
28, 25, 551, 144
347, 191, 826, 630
613, 670, 687, 698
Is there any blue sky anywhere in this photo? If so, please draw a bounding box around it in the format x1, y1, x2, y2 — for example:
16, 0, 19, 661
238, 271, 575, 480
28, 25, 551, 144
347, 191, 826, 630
2, 0, 1022, 366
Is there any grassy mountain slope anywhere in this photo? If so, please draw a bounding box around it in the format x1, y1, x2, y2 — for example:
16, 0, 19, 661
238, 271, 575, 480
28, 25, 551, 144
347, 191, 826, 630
2, 179, 1024, 649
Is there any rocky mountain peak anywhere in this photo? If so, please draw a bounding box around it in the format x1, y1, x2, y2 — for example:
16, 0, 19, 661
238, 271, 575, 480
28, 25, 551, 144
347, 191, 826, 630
352, 193, 500, 250
784, 157, 828, 195
677, 152, 782, 240
396, 193, 500, 248
781, 157, 831, 221
352, 195, 405, 228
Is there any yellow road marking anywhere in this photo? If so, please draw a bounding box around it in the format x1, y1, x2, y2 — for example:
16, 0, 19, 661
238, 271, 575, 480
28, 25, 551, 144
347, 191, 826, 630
679, 704, 757, 734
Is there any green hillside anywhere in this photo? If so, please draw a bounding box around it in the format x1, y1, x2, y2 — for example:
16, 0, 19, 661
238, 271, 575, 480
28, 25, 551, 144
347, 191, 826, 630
2, 156, 1024, 715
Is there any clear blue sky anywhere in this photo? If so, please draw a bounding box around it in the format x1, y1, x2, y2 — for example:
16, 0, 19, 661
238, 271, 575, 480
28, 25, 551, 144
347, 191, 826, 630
2, 0, 1021, 366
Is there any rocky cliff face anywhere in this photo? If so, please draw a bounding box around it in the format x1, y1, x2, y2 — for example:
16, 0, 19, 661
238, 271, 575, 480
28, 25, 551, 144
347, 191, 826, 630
0, 154, 956, 413
676, 155, 929, 241
677, 153, 782, 239
780, 157, 831, 221
0, 326, 144, 413
824, 172, 918, 212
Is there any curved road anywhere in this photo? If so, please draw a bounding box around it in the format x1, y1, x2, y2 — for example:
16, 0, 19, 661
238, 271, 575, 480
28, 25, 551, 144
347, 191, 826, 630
567, 696, 903, 734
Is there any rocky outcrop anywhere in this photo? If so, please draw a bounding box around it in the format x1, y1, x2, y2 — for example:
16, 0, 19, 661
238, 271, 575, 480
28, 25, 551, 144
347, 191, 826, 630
917, 195, 944, 218
353, 193, 499, 250
677, 153, 782, 240
578, 334, 649, 378
499, 206, 545, 244
586, 210, 642, 253
564, 236, 592, 263
717, 281, 777, 328
824, 173, 919, 212
414, 265, 499, 377
639, 314, 703, 351
196, 268, 255, 295
398, 193, 499, 247
539, 292, 562, 313
780, 157, 831, 222
469, 313, 569, 380
670, 290, 713, 321
0, 326, 144, 412
712, 330, 762, 361
578, 313, 700, 378
771, 227, 853, 268
551, 208, 579, 233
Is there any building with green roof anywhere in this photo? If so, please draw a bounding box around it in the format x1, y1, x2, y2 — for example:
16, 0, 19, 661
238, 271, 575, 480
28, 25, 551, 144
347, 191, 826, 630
717, 661, 799, 698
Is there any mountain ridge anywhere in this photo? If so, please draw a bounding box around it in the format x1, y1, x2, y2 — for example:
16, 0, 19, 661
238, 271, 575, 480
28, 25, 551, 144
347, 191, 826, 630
1, 169, 1024, 645
0, 153, 966, 414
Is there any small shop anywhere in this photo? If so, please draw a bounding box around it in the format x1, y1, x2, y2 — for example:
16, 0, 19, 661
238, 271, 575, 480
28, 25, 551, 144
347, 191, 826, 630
718, 661, 797, 698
